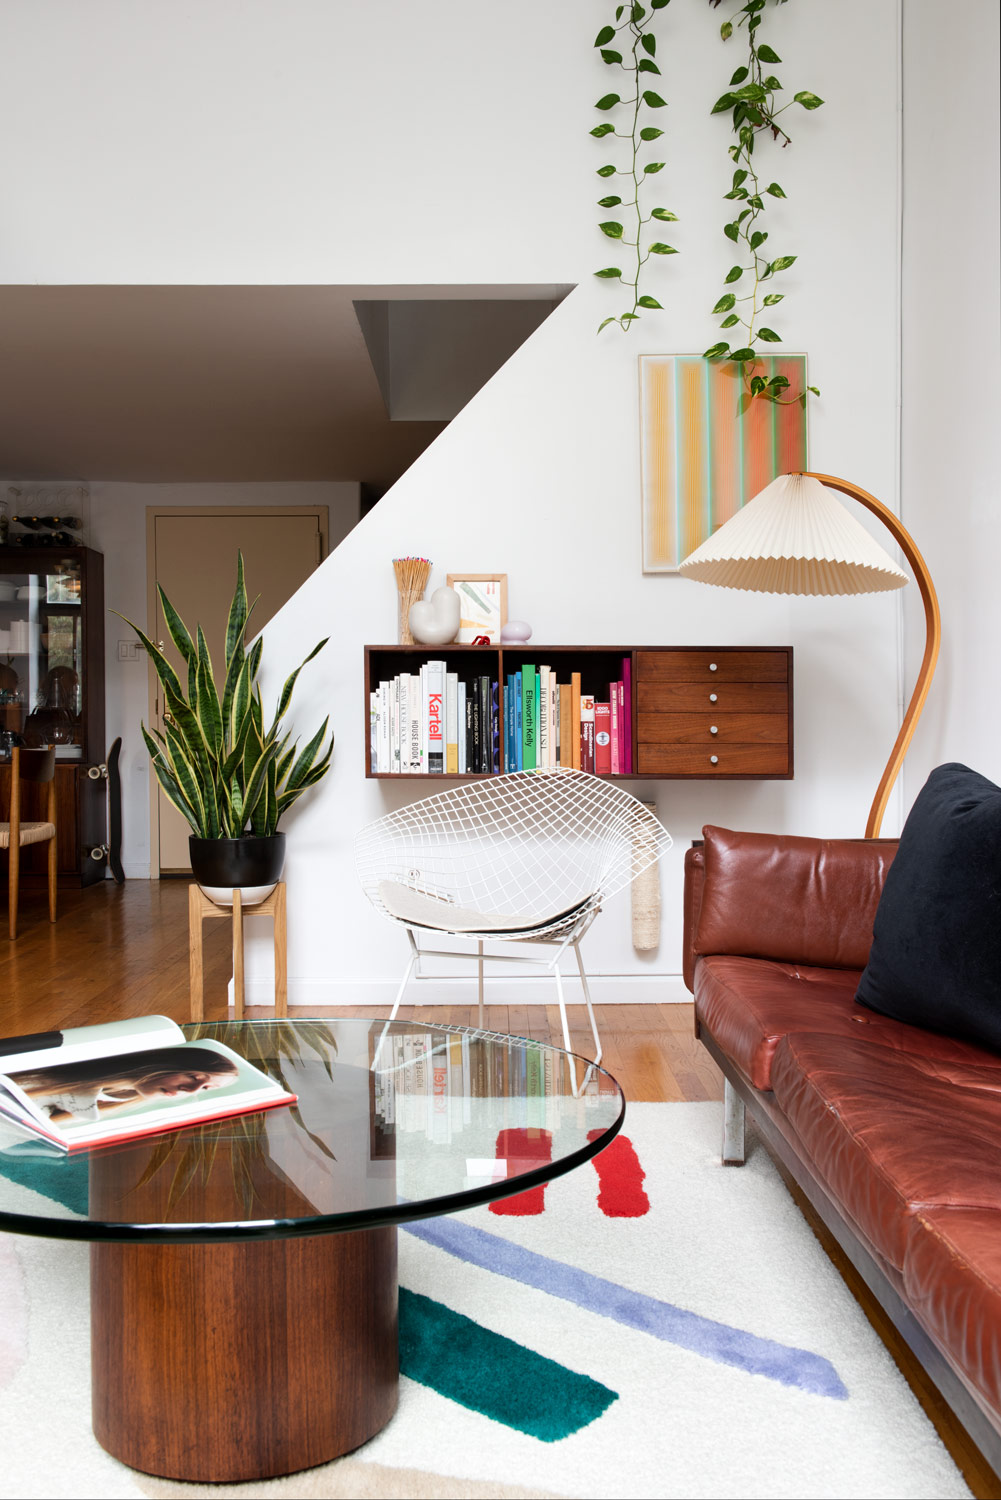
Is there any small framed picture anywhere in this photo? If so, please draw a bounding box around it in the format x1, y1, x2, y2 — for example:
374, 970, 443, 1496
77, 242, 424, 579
446, 573, 508, 645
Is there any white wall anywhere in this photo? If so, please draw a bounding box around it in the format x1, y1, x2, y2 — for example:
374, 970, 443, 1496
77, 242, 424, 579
900, 0, 1001, 798
0, 0, 939, 1002
90, 481, 359, 878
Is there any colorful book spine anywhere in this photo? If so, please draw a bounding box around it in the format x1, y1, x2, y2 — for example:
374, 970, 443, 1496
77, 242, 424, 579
622, 655, 632, 774
491, 680, 500, 773
426, 660, 445, 773
399, 674, 411, 773
538, 665, 550, 768
571, 673, 582, 770
559, 681, 572, 768
458, 681, 467, 774
610, 686, 620, 775
445, 671, 458, 775
505, 675, 516, 772
594, 701, 611, 775
550, 673, 558, 767
580, 693, 595, 773
514, 673, 523, 770
522, 664, 536, 771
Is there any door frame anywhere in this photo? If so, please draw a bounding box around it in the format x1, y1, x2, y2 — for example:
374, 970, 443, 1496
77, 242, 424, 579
145, 505, 329, 877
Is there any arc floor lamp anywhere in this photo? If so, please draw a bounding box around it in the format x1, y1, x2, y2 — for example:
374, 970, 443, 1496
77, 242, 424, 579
678, 471, 941, 838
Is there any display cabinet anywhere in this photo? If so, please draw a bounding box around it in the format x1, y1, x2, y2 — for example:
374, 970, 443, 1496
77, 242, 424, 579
0, 546, 107, 883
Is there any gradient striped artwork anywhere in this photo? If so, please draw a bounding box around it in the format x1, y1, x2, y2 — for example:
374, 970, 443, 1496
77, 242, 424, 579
640, 354, 809, 572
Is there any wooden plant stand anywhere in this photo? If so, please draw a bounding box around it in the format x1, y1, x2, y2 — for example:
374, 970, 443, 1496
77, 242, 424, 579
188, 881, 287, 1021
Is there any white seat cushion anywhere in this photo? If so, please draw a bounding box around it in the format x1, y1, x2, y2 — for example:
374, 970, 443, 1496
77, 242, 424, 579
0, 821, 56, 849
378, 880, 593, 935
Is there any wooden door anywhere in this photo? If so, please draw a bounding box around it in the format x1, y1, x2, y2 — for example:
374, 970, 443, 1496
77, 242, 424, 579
148, 509, 326, 874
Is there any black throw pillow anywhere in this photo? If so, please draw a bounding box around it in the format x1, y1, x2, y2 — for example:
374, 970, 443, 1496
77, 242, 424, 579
856, 763, 1001, 1050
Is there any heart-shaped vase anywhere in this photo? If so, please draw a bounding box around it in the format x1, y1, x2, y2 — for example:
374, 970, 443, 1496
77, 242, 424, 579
409, 585, 461, 645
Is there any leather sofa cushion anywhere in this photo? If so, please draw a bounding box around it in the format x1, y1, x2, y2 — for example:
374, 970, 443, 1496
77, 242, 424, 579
694, 826, 897, 970
694, 955, 992, 1092
771, 1032, 1001, 1270
904, 1208, 1001, 1419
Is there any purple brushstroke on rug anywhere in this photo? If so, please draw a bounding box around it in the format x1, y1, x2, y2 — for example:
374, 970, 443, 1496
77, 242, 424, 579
403, 1215, 848, 1400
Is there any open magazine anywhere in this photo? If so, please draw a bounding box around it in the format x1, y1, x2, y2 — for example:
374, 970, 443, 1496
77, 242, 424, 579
0, 1015, 295, 1153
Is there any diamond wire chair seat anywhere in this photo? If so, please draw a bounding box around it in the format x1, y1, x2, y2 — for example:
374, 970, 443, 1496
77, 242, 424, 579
355, 768, 672, 1062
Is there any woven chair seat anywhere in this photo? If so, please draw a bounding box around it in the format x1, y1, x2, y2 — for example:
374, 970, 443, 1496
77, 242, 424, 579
0, 821, 56, 849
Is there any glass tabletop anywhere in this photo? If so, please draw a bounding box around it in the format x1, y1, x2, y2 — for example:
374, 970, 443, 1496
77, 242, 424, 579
0, 1019, 624, 1243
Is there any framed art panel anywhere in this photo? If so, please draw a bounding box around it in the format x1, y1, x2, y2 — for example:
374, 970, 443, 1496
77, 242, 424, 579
446, 573, 508, 644
639, 354, 809, 572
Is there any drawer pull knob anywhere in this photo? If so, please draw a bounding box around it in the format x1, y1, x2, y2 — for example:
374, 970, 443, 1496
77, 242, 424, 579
710, 725, 718, 735
710, 754, 719, 765
709, 692, 718, 703
709, 662, 718, 672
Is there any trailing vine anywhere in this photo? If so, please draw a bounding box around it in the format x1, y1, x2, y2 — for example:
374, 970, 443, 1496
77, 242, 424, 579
704, 0, 823, 402
592, 0, 678, 333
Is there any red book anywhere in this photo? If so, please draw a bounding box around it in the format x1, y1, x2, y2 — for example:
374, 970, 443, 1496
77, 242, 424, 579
621, 657, 632, 774
594, 702, 611, 775
610, 684, 621, 775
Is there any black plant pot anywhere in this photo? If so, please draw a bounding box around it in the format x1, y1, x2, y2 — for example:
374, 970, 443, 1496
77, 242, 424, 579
188, 833, 286, 893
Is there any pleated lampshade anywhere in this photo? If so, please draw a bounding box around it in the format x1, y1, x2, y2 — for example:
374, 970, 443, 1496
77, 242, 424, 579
678, 472, 908, 596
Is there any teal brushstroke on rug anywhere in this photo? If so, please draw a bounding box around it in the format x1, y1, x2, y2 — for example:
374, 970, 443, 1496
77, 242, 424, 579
0, 1153, 89, 1216
399, 1286, 617, 1441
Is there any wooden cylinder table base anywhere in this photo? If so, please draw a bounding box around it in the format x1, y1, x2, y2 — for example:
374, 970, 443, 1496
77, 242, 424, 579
90, 1226, 398, 1482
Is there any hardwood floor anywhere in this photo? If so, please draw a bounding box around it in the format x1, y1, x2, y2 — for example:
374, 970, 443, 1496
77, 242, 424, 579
1, 877, 996, 1496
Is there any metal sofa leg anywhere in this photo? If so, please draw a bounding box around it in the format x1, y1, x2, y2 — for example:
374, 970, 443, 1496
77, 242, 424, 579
723, 1079, 746, 1166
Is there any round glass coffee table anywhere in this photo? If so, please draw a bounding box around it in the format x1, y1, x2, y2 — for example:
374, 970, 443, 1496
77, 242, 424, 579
0, 1018, 624, 1483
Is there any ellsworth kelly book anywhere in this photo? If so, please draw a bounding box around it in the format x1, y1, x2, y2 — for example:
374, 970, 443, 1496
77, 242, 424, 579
0, 1015, 295, 1152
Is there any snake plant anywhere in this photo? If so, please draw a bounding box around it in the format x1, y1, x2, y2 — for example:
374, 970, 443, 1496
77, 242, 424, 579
117, 552, 333, 839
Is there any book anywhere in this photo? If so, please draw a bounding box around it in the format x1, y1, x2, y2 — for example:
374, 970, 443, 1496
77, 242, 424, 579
550, 673, 558, 768
426, 659, 445, 773
559, 681, 572, 768
538, 665, 550, 767
490, 679, 501, 773
522, 664, 536, 771
594, 701, 612, 775
0, 1016, 295, 1153
622, 655, 632, 774
399, 673, 411, 773
610, 686, 620, 775
580, 694, 596, 773
458, 681, 467, 774
410, 673, 423, 773
445, 671, 459, 775
571, 672, 582, 770
514, 672, 523, 770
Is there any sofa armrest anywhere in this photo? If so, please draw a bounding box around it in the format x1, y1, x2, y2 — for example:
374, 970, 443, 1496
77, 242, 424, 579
682, 843, 705, 994
690, 825, 898, 973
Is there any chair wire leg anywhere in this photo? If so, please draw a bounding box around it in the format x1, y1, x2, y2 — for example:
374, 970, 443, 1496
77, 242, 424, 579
572, 938, 602, 1067
553, 962, 580, 1098
371, 932, 418, 1072
477, 940, 485, 1029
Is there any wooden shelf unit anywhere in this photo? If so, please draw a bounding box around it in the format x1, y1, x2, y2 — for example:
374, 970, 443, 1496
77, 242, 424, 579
365, 645, 793, 781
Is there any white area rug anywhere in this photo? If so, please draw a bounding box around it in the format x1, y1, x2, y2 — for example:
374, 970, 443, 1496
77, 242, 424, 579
0, 1104, 972, 1499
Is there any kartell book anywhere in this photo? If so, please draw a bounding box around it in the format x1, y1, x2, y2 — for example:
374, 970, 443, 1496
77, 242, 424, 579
0, 1016, 295, 1153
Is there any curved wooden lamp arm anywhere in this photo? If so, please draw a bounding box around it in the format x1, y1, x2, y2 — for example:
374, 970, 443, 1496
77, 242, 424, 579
804, 472, 941, 839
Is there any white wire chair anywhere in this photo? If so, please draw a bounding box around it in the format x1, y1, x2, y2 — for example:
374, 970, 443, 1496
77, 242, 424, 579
355, 768, 672, 1063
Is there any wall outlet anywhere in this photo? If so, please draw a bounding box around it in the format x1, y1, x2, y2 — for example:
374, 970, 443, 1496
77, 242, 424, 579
117, 640, 141, 662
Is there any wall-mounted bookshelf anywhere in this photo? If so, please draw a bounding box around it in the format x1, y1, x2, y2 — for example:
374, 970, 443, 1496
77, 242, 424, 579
365, 645, 793, 781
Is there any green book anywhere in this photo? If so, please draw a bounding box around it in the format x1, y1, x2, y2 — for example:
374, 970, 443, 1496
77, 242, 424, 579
522, 664, 536, 771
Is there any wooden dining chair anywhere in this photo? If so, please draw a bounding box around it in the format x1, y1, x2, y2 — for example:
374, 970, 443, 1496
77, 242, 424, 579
1, 745, 58, 939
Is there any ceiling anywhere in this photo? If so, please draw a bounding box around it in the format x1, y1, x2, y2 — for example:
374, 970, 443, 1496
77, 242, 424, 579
0, 284, 569, 489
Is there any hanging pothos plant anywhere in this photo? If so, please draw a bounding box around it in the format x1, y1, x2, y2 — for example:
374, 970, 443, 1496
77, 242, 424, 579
704, 0, 823, 403
592, 0, 679, 333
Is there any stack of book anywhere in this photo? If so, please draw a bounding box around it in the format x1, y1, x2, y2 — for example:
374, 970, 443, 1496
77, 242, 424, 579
370, 661, 500, 775
504, 659, 632, 775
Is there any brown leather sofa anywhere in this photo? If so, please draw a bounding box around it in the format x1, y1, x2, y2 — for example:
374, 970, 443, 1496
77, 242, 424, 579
684, 825, 1001, 1474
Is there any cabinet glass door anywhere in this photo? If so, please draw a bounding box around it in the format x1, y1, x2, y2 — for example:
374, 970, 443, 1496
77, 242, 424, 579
0, 557, 84, 757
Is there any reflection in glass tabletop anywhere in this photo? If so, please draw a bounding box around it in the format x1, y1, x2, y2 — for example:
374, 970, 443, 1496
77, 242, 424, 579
0, 1018, 625, 1242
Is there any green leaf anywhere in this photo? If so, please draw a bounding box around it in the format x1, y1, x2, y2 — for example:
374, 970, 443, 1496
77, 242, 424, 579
703, 342, 730, 359
597, 195, 623, 207
638, 58, 661, 74
763, 292, 783, 306
734, 83, 768, 103
729, 67, 749, 86
763, 75, 783, 92
808, 386, 821, 396
642, 90, 667, 107
757, 327, 781, 342
110, 611, 185, 703
600, 49, 623, 64
282, 718, 332, 797
730, 347, 756, 362
223, 551, 249, 672
650, 207, 677, 220
641, 33, 656, 55
712, 293, 736, 313
647, 241, 678, 254
643, 161, 665, 174
196, 655, 224, 759
732, 168, 748, 188
738, 391, 753, 417
757, 43, 782, 63
596, 93, 621, 111
749, 230, 768, 249
596, 163, 617, 176
631, 3, 646, 19
765, 182, 786, 198
724, 264, 743, 283
720, 20, 733, 40
143, 726, 201, 835
637, 295, 663, 309
650, 0, 669, 9
794, 91, 824, 110
747, 195, 764, 210
268, 639, 328, 739
639, 126, 664, 140
723, 222, 739, 242
597, 317, 617, 333
768, 374, 790, 391
720, 314, 740, 328
723, 187, 748, 200
599, 220, 624, 238
769, 254, 797, 272
157, 585, 196, 665
590, 123, 615, 137
711, 92, 737, 115
594, 266, 623, 278
750, 375, 766, 395
594, 25, 616, 45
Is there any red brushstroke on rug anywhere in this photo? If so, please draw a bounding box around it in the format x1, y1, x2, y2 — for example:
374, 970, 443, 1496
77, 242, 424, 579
587, 1131, 650, 1217
490, 1128, 553, 1216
